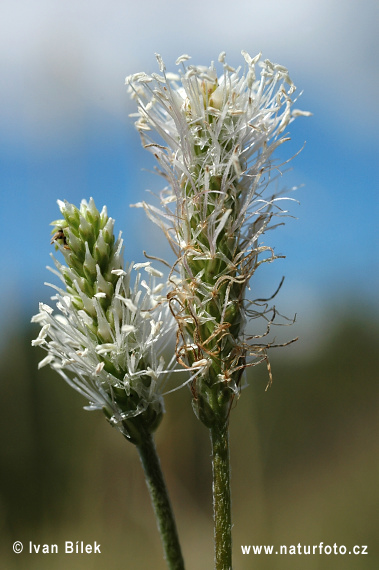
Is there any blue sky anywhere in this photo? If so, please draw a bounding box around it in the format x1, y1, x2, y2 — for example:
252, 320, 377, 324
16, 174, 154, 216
1, 0, 378, 352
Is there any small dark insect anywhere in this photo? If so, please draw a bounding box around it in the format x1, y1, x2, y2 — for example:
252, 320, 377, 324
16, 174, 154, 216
50, 228, 69, 249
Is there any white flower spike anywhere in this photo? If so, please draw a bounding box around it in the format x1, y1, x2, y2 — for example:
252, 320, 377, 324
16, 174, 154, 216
32, 198, 175, 443
127, 52, 310, 424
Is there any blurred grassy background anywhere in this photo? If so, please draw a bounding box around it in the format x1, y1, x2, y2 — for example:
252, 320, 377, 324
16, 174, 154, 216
0, 309, 378, 569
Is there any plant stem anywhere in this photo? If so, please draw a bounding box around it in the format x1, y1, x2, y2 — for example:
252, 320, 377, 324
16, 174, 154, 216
137, 432, 185, 570
210, 421, 232, 570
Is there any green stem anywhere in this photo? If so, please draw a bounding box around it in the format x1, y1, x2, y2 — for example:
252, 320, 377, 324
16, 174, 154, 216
137, 432, 185, 570
210, 421, 232, 570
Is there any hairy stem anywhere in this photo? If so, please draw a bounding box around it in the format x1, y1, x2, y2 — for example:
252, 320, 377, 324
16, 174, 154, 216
210, 421, 232, 570
137, 433, 185, 570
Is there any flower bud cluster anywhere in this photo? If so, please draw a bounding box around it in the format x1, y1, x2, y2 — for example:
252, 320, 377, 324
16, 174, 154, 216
127, 52, 310, 424
32, 198, 173, 442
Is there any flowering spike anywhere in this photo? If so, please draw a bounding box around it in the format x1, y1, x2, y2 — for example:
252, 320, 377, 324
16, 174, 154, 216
33, 198, 176, 443
128, 52, 309, 426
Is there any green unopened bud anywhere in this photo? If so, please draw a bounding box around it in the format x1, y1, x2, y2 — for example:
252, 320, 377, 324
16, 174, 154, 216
83, 242, 97, 280
84, 197, 101, 234
78, 215, 94, 244
58, 199, 80, 229
102, 218, 115, 245
94, 232, 109, 262
64, 228, 85, 260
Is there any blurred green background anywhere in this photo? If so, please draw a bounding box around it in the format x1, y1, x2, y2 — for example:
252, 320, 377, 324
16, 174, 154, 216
1, 309, 378, 569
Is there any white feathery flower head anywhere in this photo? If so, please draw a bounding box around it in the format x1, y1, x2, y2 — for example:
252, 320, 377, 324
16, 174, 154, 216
32, 198, 177, 441
32, 264, 174, 431
127, 52, 310, 405
126, 51, 310, 258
